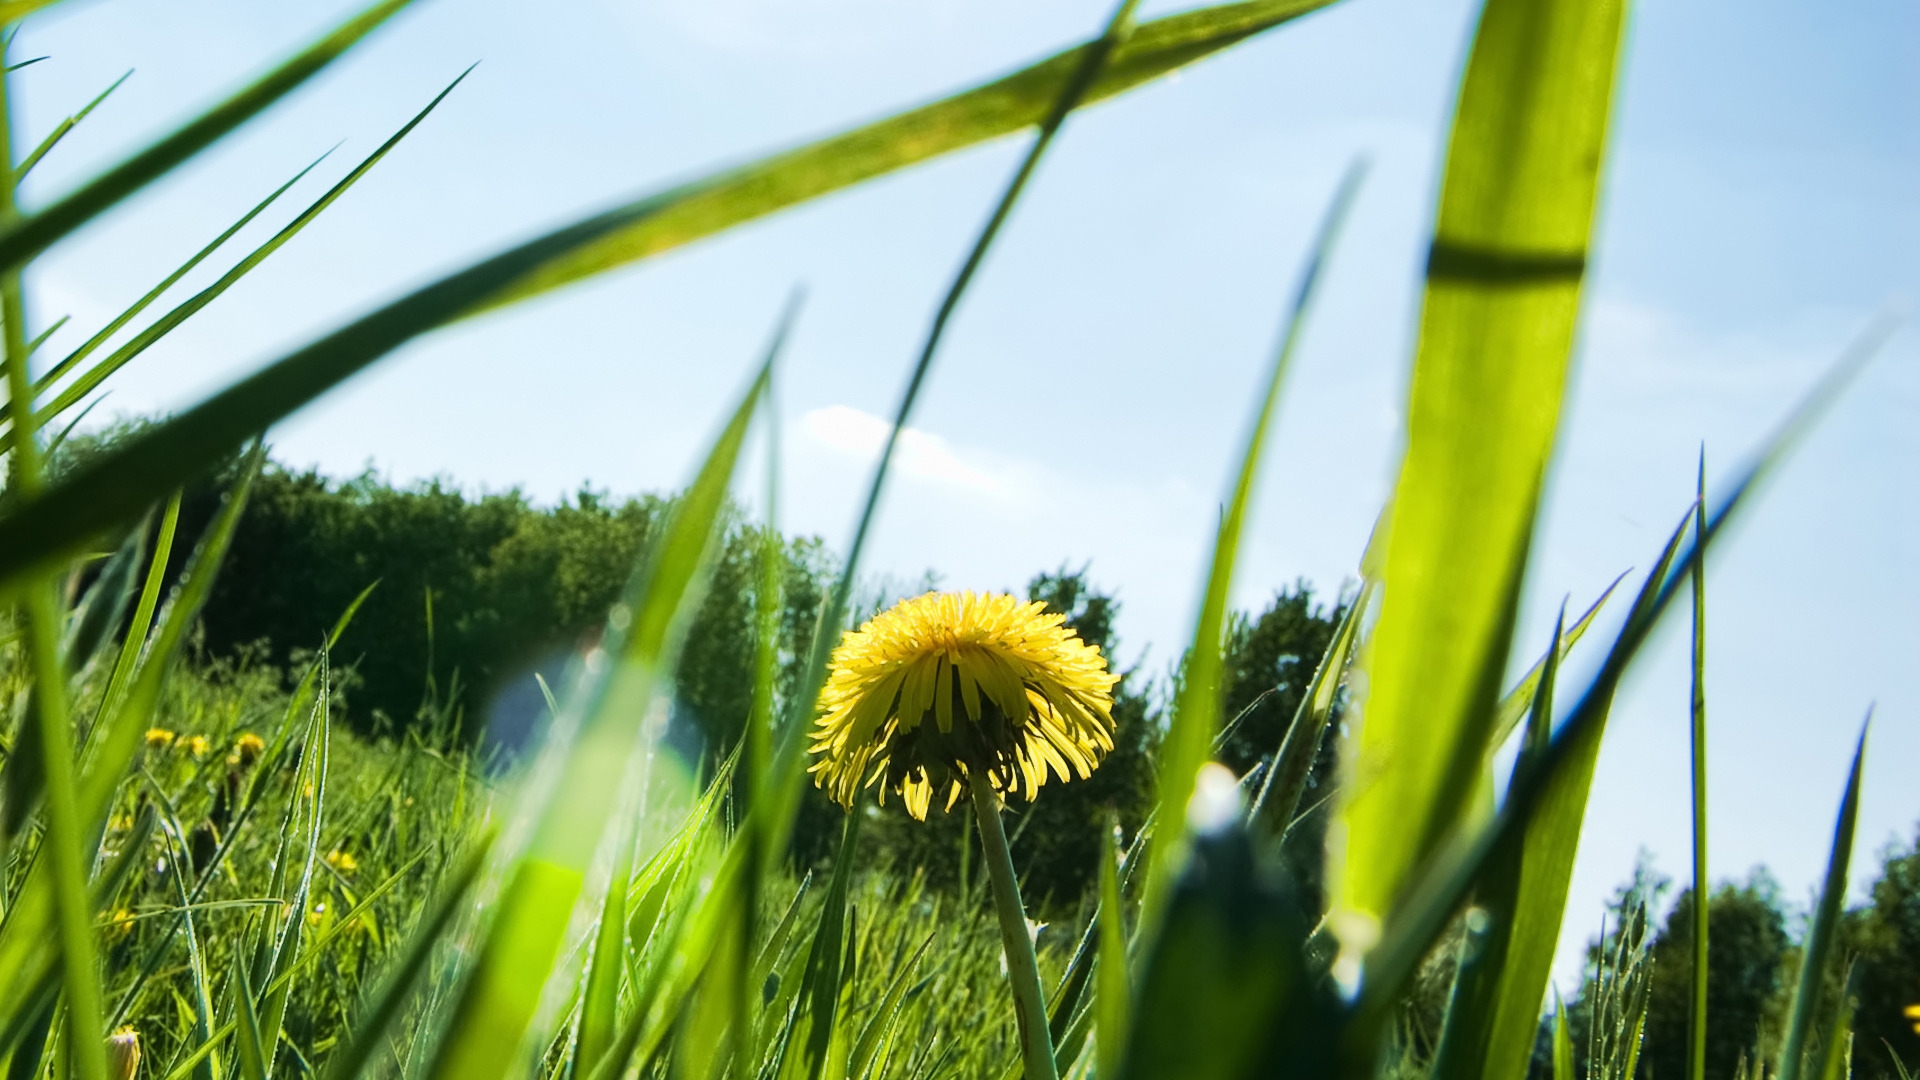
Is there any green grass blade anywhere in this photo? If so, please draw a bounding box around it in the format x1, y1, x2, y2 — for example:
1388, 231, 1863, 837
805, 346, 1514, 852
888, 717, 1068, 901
14, 72, 466, 441
17, 581, 105, 1080
1096, 822, 1130, 1080
78, 445, 264, 825
95, 491, 180, 724
1428, 600, 1573, 1080
149, 793, 222, 1080
1355, 501, 1691, 1045
232, 943, 269, 1080
470, 0, 1335, 316
1248, 575, 1372, 834
847, 933, 933, 1080
1353, 307, 1898, 1051
59, 514, 142, 676
0, 0, 1336, 590
573, 855, 630, 1079
254, 672, 332, 1077
422, 322, 781, 1080
1777, 723, 1868, 1080
1816, 967, 1860, 1080
322, 835, 494, 1080
0, 0, 411, 274
1333, 0, 1631, 948
751, 873, 813, 997
25, 151, 330, 402
1142, 159, 1363, 934
799, 812, 863, 1080
15, 68, 131, 181
755, 0, 1142, 870
0, 1, 64, 26
1552, 991, 1574, 1080
1486, 573, 1623, 755
1689, 450, 1710, 1080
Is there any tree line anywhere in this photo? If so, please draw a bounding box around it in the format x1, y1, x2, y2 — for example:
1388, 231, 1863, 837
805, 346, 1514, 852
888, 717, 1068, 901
37, 428, 1920, 1080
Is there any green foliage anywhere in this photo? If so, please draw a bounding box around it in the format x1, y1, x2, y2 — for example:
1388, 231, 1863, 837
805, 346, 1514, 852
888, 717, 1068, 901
1642, 876, 1795, 1080
1841, 830, 1920, 1080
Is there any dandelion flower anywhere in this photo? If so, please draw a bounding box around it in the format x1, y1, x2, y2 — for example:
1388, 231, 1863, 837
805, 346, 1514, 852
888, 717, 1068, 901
144, 729, 175, 750
184, 735, 210, 759
808, 591, 1119, 820
228, 732, 266, 769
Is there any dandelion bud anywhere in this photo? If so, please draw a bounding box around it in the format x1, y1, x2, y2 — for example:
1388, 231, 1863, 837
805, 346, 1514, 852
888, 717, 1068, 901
106, 1028, 140, 1080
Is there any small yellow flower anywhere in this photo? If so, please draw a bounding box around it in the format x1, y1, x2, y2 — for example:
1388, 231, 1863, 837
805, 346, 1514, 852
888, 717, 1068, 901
230, 732, 266, 768
107, 813, 134, 834
106, 908, 136, 940
1905, 1002, 1920, 1034
184, 735, 210, 759
326, 849, 359, 874
809, 591, 1119, 820
144, 728, 175, 750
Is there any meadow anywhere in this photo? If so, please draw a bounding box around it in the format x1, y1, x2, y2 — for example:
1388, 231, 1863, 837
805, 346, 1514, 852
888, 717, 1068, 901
0, 0, 1911, 1078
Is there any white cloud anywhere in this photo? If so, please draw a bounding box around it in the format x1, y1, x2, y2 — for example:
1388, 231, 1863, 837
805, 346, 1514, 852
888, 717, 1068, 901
801, 404, 1014, 496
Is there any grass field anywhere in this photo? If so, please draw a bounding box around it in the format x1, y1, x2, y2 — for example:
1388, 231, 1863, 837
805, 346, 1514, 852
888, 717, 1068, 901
0, 0, 1901, 1077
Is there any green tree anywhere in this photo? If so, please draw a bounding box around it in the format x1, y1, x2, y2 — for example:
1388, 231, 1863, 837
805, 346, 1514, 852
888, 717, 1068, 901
1218, 582, 1346, 777
1843, 829, 1920, 1080
1639, 873, 1793, 1080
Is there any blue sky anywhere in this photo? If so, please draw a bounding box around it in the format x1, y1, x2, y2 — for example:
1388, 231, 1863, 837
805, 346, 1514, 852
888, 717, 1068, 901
16, 0, 1919, 986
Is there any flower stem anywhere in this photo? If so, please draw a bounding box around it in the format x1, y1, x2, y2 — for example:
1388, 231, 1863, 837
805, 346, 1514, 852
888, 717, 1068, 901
968, 780, 1058, 1080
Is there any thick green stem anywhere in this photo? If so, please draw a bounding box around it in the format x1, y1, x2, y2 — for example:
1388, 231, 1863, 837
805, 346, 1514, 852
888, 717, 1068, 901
0, 32, 111, 1080
969, 779, 1058, 1080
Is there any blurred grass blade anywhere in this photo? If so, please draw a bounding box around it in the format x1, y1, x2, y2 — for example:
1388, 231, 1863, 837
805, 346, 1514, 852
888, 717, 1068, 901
0, 0, 1337, 591
574, 854, 631, 1078
1096, 822, 1130, 1080
18, 71, 469, 439
1486, 573, 1622, 754
1552, 991, 1574, 1080
1143, 160, 1363, 933
799, 812, 862, 1080
0, 0, 411, 274
16, 69, 131, 180
1776, 723, 1867, 1080
423, 318, 783, 1080
1356, 500, 1690, 1045
78, 445, 264, 824
1249, 575, 1372, 834
847, 933, 932, 1080
0, 2, 62, 26
1688, 450, 1709, 1080
471, 0, 1337, 315
1354, 309, 1898, 1057
95, 491, 180, 724
255, 674, 332, 1077
1429, 600, 1572, 1080
1334, 0, 1631, 946
26, 151, 330, 404
756, 0, 1144, 868
323, 835, 494, 1080
233, 944, 269, 1080
60, 515, 142, 676
1816, 967, 1860, 1080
